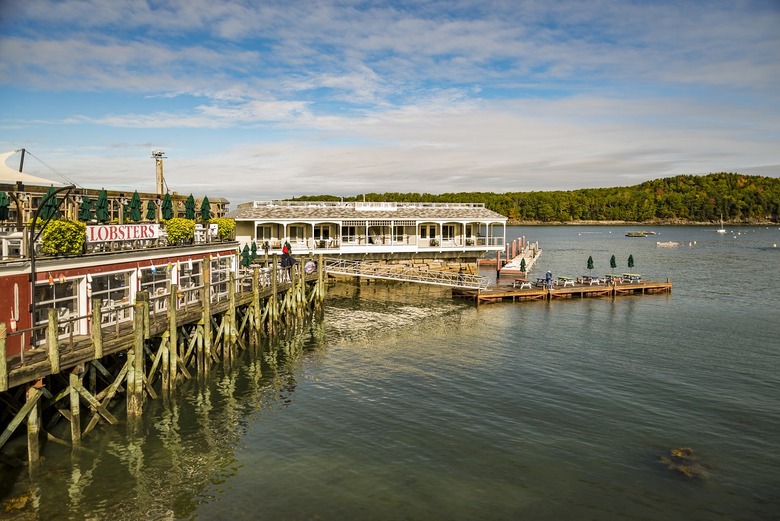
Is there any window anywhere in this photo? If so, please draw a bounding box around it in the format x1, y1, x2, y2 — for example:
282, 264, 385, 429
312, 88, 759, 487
342, 225, 356, 242
178, 260, 202, 304
442, 225, 454, 240
314, 225, 330, 240
34, 278, 79, 340
420, 225, 436, 239
211, 256, 231, 302
141, 264, 171, 310
289, 225, 304, 241
91, 271, 133, 324
256, 225, 272, 241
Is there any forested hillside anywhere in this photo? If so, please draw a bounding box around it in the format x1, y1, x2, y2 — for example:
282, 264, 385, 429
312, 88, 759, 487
295, 173, 780, 223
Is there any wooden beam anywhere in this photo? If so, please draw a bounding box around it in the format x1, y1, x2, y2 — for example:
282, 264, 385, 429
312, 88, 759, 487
0, 386, 43, 451
0, 323, 7, 392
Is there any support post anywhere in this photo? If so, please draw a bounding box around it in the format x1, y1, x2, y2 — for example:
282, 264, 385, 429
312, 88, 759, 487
91, 298, 103, 360
127, 301, 145, 417
202, 258, 212, 367
27, 383, 42, 464
169, 283, 178, 388
47, 307, 60, 374
0, 323, 7, 392
69, 370, 81, 445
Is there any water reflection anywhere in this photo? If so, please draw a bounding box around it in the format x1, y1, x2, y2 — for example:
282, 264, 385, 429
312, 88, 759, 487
0, 320, 336, 520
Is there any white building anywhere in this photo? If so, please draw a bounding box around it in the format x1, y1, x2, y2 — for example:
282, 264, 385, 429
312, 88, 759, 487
227, 200, 507, 258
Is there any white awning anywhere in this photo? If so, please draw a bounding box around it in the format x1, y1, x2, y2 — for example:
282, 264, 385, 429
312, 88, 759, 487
0, 150, 62, 186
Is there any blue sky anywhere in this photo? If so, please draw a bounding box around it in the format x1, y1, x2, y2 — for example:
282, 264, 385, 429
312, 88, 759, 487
1, 0, 779, 204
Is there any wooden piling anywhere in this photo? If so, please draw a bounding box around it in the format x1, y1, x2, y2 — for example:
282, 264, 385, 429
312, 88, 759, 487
47, 308, 59, 375
202, 258, 212, 369
127, 301, 145, 417
168, 283, 178, 388
27, 383, 42, 464
91, 298, 103, 360
69, 370, 81, 445
0, 323, 7, 393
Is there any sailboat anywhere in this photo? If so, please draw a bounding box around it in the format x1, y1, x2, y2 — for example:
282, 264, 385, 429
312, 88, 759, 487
717, 214, 726, 234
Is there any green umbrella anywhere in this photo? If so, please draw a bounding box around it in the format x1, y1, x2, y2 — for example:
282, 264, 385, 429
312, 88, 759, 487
0, 191, 10, 220
519, 257, 526, 272
161, 193, 173, 220
587, 255, 594, 272
145, 199, 157, 221
128, 190, 142, 222
95, 189, 110, 223
78, 195, 93, 222
250, 241, 258, 260
628, 254, 635, 269
39, 185, 60, 220
185, 194, 196, 220
609, 254, 617, 274
240, 244, 251, 267
200, 195, 211, 222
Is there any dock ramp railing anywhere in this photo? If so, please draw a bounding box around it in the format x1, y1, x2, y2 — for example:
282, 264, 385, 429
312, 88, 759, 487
324, 258, 489, 290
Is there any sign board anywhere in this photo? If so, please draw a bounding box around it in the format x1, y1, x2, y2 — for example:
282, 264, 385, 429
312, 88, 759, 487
86, 224, 160, 243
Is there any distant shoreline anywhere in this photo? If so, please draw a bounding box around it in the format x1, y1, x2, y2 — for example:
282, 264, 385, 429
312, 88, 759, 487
507, 219, 777, 226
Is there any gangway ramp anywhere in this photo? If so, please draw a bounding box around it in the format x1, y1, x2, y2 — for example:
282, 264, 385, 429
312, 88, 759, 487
324, 258, 489, 290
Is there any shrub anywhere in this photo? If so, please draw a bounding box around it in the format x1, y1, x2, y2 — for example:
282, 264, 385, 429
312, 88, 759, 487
41, 219, 86, 256
165, 218, 195, 245
209, 217, 235, 240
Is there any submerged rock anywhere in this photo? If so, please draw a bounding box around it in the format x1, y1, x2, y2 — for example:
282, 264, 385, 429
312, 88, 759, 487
659, 446, 708, 479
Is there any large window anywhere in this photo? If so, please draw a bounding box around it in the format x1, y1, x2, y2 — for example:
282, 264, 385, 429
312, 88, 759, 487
256, 225, 272, 241
140, 264, 171, 311
91, 271, 133, 324
442, 225, 454, 240
314, 225, 330, 240
178, 259, 202, 305
420, 225, 436, 239
211, 256, 231, 302
34, 279, 79, 339
289, 225, 305, 242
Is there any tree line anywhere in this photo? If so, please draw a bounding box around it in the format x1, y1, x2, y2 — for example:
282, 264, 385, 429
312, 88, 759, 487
294, 173, 780, 223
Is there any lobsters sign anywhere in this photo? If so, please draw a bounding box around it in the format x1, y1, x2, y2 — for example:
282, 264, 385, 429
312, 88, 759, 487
86, 224, 160, 243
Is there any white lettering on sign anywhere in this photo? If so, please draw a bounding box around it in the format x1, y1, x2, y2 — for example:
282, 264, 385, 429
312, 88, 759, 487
86, 224, 160, 243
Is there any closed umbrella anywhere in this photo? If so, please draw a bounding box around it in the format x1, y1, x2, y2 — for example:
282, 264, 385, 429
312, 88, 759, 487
185, 194, 196, 220
609, 254, 617, 274
78, 195, 93, 222
39, 185, 60, 220
250, 241, 258, 260
95, 189, 110, 223
145, 199, 157, 221
161, 193, 173, 220
0, 191, 10, 220
240, 244, 251, 267
519, 257, 526, 273
628, 254, 635, 269
587, 255, 594, 272
128, 190, 142, 222
200, 195, 211, 222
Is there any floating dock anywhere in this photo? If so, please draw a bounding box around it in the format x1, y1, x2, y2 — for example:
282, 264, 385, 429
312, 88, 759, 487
453, 279, 672, 304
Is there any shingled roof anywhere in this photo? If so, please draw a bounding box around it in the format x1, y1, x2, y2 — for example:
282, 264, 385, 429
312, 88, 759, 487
226, 201, 507, 222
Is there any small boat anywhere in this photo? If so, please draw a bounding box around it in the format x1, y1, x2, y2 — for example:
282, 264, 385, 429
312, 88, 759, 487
656, 241, 679, 247
716, 214, 726, 234
626, 231, 649, 237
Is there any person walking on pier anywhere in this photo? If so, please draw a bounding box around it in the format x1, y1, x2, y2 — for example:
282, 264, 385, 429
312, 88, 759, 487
546, 270, 553, 289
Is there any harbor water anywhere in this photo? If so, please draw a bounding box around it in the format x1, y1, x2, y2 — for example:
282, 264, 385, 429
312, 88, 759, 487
1, 225, 779, 520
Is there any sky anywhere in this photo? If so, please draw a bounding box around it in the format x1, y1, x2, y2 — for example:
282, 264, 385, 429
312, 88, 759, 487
1, 0, 779, 205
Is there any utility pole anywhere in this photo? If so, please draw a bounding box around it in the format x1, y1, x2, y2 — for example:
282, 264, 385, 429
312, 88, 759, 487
152, 149, 166, 198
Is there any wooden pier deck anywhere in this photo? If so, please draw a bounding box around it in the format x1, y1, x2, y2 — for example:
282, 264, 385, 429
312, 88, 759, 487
453, 279, 672, 304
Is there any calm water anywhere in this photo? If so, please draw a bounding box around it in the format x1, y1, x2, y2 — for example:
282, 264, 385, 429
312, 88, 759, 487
2, 226, 779, 520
